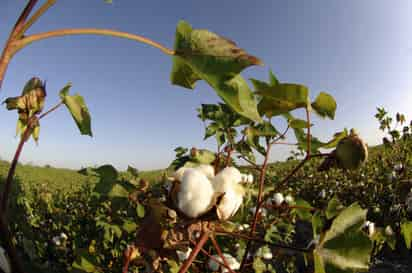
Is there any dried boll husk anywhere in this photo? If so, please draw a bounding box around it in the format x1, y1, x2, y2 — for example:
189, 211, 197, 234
335, 130, 368, 170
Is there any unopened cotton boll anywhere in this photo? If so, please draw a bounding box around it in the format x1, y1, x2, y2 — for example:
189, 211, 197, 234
177, 169, 215, 218
176, 247, 192, 261
0, 247, 11, 273
208, 253, 240, 273
194, 164, 215, 180
273, 193, 284, 206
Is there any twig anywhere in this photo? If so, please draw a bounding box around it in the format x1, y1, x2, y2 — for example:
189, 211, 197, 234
178, 231, 210, 273
210, 235, 236, 273
240, 140, 272, 270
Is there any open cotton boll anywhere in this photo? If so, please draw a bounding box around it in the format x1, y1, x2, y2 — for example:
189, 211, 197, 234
216, 184, 245, 220
0, 246, 11, 273
240, 173, 248, 183
273, 193, 284, 206
212, 167, 242, 193
173, 167, 190, 181
177, 169, 215, 218
247, 174, 254, 183
285, 195, 294, 205
176, 247, 192, 261
208, 253, 240, 272
194, 164, 215, 180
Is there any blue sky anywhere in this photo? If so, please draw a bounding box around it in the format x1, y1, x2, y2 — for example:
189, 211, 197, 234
1, 0, 411, 170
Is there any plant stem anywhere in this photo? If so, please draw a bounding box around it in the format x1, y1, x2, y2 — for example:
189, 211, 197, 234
0, 0, 39, 88
239, 140, 272, 271
15, 0, 57, 39
39, 101, 64, 120
12, 28, 174, 56
216, 229, 310, 254
210, 235, 236, 273
306, 107, 311, 158
178, 231, 210, 273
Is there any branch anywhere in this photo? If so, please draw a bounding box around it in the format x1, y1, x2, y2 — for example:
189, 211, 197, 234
12, 28, 175, 56
15, 0, 57, 39
210, 235, 236, 273
178, 231, 210, 273
240, 140, 272, 270
306, 107, 311, 158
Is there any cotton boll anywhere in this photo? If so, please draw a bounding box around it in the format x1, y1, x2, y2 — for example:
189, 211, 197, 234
176, 247, 192, 261
385, 226, 394, 236
194, 164, 215, 180
208, 254, 240, 272
212, 167, 242, 193
173, 167, 190, 181
240, 173, 248, 183
60, 232, 68, 241
216, 184, 245, 220
273, 193, 284, 206
247, 174, 254, 183
0, 247, 11, 273
177, 169, 215, 218
52, 236, 61, 246
285, 195, 294, 205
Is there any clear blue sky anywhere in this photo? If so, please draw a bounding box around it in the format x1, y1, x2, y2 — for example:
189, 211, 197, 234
1, 0, 411, 170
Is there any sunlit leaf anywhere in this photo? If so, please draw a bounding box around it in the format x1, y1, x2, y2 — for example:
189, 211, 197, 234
312, 92, 337, 119
171, 20, 262, 122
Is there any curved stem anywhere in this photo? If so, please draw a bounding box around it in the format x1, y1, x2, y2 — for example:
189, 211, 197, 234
178, 231, 210, 273
13, 28, 175, 56
15, 0, 57, 39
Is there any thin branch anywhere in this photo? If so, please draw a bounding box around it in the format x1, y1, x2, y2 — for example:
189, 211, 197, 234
15, 0, 57, 39
306, 107, 311, 158
216, 229, 310, 254
0, 0, 39, 88
271, 125, 289, 144
13, 28, 175, 56
193, 243, 233, 272
38, 101, 64, 120
210, 235, 236, 273
237, 155, 259, 169
178, 231, 210, 273
240, 140, 272, 270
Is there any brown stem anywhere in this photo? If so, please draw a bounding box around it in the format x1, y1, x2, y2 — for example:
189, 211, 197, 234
306, 107, 311, 158
192, 242, 232, 272
13, 28, 174, 56
210, 235, 236, 273
240, 140, 272, 271
0, 0, 39, 88
178, 231, 210, 273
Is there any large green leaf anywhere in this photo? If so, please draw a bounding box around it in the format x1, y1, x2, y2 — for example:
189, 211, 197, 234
171, 20, 262, 122
258, 83, 309, 118
60, 83, 92, 137
312, 92, 337, 119
314, 203, 372, 273
72, 250, 100, 273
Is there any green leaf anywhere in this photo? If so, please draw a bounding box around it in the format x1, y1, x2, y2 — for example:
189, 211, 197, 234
122, 220, 138, 233
258, 83, 309, 118
314, 203, 372, 273
190, 148, 216, 164
289, 118, 311, 129
136, 202, 145, 218
60, 84, 92, 136
253, 257, 267, 273
312, 211, 324, 239
107, 184, 129, 199
72, 250, 100, 273
326, 196, 344, 220
401, 220, 412, 249
293, 199, 313, 221
312, 92, 337, 119
171, 20, 262, 122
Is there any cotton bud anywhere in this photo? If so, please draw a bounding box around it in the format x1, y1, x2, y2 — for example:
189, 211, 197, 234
273, 193, 284, 206
0, 247, 11, 273
335, 129, 368, 170
176, 247, 192, 261
208, 254, 240, 272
